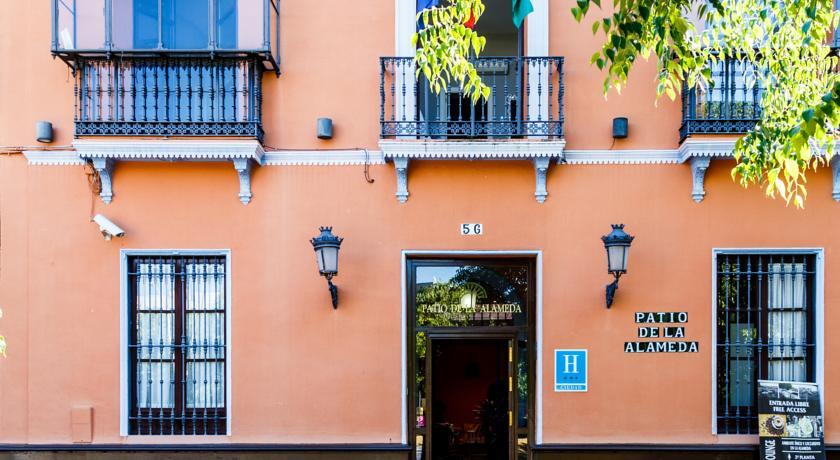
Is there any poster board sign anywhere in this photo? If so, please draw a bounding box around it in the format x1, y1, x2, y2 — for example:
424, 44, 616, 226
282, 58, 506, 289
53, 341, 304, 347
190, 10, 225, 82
758, 380, 825, 460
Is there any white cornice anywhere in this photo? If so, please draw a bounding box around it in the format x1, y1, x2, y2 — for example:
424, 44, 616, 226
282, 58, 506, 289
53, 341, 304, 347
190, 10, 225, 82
72, 140, 264, 205
379, 139, 567, 159
677, 138, 736, 163
24, 151, 84, 165
563, 149, 680, 165
677, 138, 737, 203
73, 140, 265, 163
262, 150, 385, 165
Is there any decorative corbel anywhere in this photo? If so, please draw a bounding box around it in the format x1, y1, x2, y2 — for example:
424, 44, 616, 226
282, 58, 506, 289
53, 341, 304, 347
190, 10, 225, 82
91, 158, 115, 204
690, 156, 711, 203
831, 155, 840, 202
393, 157, 409, 203
232, 158, 254, 205
533, 157, 551, 203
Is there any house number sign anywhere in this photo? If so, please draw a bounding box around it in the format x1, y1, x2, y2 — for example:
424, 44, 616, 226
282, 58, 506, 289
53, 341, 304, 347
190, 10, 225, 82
624, 311, 699, 353
460, 223, 483, 235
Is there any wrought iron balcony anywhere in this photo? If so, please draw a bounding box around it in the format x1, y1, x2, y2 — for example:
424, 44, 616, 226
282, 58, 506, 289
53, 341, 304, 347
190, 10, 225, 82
680, 58, 763, 140
380, 56, 564, 139
74, 56, 264, 140
51, 0, 279, 74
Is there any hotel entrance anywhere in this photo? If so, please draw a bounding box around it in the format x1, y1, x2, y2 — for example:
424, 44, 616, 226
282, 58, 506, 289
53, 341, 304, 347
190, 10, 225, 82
407, 258, 535, 460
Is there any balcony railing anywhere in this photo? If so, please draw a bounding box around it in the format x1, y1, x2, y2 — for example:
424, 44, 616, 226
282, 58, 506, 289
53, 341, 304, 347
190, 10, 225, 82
380, 56, 564, 139
74, 56, 263, 140
52, 0, 280, 73
680, 59, 763, 140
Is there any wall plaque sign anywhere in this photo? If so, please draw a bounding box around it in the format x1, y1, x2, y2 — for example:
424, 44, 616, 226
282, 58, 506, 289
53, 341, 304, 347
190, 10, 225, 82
554, 349, 588, 392
624, 311, 699, 353
758, 380, 825, 460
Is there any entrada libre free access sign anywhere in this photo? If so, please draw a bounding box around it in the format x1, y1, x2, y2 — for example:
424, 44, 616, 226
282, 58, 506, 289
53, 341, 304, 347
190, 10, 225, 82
758, 380, 825, 460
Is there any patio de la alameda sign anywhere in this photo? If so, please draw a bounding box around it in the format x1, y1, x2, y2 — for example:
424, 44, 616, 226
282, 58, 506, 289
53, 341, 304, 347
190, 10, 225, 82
624, 311, 699, 353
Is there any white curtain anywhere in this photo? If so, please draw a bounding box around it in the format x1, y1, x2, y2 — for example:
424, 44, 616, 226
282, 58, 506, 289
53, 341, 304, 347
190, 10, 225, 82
185, 262, 226, 409
767, 263, 807, 382
135, 262, 175, 409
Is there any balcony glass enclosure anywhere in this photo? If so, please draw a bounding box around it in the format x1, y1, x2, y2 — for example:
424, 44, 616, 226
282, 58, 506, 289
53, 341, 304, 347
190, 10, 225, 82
53, 0, 275, 139
52, 0, 279, 72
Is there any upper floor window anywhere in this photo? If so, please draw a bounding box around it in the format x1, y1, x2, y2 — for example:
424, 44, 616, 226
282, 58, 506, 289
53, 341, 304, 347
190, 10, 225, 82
133, 0, 237, 50
128, 255, 228, 435
52, 0, 280, 72
715, 253, 817, 435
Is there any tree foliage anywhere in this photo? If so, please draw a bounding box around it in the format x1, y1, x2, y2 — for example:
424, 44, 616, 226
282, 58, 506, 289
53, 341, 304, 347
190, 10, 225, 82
414, 0, 490, 102
416, 0, 840, 207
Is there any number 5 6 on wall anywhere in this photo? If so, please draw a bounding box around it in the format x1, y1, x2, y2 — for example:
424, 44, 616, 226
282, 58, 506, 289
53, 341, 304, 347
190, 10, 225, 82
461, 223, 483, 236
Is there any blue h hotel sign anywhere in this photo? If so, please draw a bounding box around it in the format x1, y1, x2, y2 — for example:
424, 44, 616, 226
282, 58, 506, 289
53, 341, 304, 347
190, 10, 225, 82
554, 349, 588, 392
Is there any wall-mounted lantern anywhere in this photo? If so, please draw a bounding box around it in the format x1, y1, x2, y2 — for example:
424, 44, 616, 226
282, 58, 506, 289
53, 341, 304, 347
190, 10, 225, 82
311, 226, 343, 309
601, 224, 634, 308
35, 121, 54, 143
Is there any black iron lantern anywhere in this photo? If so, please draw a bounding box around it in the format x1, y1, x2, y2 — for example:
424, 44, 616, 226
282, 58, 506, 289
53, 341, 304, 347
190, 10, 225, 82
601, 224, 634, 308
311, 226, 343, 309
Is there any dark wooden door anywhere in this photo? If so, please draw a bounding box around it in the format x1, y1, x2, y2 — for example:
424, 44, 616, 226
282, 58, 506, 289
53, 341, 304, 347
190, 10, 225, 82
426, 333, 515, 460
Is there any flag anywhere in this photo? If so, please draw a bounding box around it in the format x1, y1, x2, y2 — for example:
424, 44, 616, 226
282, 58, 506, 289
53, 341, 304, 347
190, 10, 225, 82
417, 0, 439, 13
417, 0, 439, 30
464, 11, 476, 29
512, 0, 533, 28
418, 0, 476, 30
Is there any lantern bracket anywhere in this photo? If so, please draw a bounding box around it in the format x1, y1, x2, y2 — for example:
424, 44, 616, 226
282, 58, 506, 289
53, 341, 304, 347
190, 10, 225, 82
605, 274, 620, 309
327, 278, 338, 309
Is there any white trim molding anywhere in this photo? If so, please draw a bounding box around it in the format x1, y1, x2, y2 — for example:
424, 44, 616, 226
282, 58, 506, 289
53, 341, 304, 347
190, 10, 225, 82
380, 139, 566, 159
379, 139, 566, 203
119, 249, 233, 437
73, 140, 265, 161
74, 140, 265, 205
262, 150, 386, 166
23, 150, 85, 165
678, 139, 736, 203
563, 149, 681, 165
677, 138, 737, 163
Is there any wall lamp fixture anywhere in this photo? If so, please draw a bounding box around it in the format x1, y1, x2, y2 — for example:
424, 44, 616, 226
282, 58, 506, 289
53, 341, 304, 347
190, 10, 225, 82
602, 224, 634, 308
311, 226, 343, 309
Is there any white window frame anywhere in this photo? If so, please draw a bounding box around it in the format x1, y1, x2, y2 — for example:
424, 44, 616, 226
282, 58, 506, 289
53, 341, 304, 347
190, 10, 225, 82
710, 248, 824, 436
119, 249, 233, 437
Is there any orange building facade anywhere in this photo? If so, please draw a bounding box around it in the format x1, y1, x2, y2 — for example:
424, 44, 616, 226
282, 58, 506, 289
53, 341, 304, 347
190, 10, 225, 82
1, 1, 838, 459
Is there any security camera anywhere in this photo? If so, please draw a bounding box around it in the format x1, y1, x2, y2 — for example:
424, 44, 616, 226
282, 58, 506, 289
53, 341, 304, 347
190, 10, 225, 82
92, 214, 125, 241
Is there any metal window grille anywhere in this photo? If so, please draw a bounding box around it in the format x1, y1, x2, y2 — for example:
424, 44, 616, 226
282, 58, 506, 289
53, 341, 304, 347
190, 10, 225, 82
715, 253, 816, 434
128, 255, 227, 435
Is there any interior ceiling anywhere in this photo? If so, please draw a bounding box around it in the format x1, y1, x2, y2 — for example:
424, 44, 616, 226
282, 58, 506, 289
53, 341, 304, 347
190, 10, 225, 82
476, 0, 516, 34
